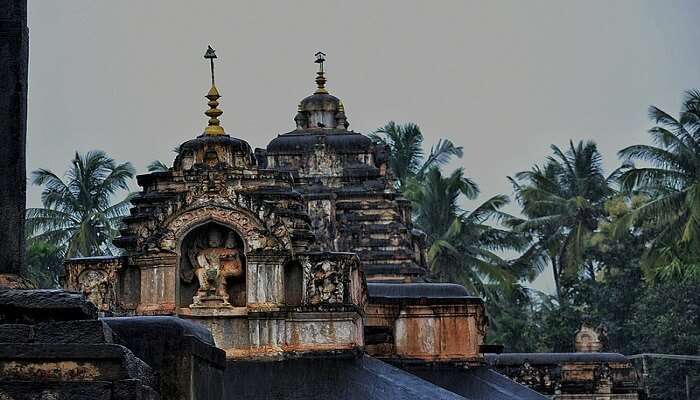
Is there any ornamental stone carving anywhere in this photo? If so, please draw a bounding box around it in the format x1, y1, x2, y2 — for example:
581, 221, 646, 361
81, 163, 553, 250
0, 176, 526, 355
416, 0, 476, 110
304, 260, 346, 304
167, 205, 286, 252
575, 322, 604, 352
64, 257, 123, 314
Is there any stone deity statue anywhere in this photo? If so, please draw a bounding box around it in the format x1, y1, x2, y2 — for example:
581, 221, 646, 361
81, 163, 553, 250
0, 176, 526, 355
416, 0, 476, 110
189, 228, 244, 307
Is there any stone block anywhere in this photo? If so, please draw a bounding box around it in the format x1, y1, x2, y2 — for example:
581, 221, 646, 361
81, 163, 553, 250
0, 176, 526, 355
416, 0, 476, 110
104, 316, 225, 400
0, 289, 97, 323
34, 320, 115, 344
0, 323, 31, 343
0, 344, 156, 388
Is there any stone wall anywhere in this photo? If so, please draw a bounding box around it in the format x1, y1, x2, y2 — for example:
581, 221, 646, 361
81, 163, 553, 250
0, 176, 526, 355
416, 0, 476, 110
486, 353, 641, 399
0, 289, 160, 399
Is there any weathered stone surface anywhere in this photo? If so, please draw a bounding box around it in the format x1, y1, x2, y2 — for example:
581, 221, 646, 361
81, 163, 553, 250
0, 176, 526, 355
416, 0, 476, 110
574, 322, 605, 352
0, 324, 31, 343
104, 316, 225, 400
65, 122, 368, 359
0, 320, 115, 345
400, 365, 547, 400
365, 283, 486, 363
485, 353, 641, 398
34, 320, 115, 344
0, 381, 114, 400
0, 0, 28, 277
0, 343, 156, 387
0, 289, 97, 323
63, 256, 126, 315
224, 355, 465, 400
0, 288, 160, 399
0, 381, 159, 400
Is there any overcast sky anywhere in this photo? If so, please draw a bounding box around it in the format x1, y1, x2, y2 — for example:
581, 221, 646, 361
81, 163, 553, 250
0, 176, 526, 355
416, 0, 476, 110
26, 1, 700, 293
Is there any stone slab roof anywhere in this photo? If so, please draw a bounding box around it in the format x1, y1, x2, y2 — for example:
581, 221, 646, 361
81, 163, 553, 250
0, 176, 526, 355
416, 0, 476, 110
225, 355, 465, 399
367, 282, 482, 304
403, 365, 548, 400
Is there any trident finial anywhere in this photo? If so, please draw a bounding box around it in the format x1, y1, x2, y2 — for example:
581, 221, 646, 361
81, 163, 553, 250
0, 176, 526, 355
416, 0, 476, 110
203, 45, 224, 136
314, 51, 328, 94
204, 45, 217, 86
315, 51, 326, 72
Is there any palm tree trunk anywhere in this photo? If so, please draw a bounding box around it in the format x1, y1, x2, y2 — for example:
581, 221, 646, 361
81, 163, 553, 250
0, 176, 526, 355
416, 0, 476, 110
555, 234, 573, 301
551, 255, 562, 301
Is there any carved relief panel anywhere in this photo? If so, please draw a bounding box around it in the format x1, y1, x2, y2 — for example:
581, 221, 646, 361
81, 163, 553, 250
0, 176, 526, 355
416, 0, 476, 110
179, 222, 246, 308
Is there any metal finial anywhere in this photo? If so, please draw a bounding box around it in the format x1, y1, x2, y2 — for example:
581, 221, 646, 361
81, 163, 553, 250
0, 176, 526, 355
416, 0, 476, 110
315, 51, 326, 72
314, 51, 328, 94
203, 45, 224, 136
204, 45, 217, 86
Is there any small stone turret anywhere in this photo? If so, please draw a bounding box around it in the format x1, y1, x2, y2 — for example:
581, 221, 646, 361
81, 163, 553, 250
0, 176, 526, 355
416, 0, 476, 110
292, 51, 351, 130
574, 322, 604, 353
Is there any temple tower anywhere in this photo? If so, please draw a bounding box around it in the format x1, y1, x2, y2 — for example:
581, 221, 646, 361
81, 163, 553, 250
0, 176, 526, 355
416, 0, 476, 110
263, 54, 428, 282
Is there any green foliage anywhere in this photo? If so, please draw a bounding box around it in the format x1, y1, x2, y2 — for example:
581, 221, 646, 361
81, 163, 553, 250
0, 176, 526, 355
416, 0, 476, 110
485, 286, 545, 353
370, 121, 463, 190
509, 140, 613, 299
26, 150, 135, 258
372, 121, 533, 296
147, 160, 169, 172
24, 240, 63, 288
626, 279, 700, 399
498, 92, 700, 397
618, 90, 700, 280
405, 167, 528, 293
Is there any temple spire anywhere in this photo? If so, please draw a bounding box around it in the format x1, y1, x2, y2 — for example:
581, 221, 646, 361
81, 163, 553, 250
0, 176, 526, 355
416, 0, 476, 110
203, 45, 225, 136
314, 51, 328, 94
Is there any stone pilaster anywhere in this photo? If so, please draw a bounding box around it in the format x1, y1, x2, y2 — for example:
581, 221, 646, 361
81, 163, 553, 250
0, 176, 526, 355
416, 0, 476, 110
246, 252, 286, 308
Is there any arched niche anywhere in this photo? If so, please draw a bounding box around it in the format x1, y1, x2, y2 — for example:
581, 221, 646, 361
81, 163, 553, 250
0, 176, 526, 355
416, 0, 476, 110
178, 221, 247, 308
284, 259, 304, 306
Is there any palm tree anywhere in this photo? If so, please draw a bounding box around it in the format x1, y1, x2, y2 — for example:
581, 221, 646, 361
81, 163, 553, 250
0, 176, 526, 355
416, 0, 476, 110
369, 121, 463, 189
146, 146, 179, 172
509, 140, 613, 299
26, 150, 135, 258
147, 160, 169, 172
617, 89, 700, 279
406, 167, 528, 294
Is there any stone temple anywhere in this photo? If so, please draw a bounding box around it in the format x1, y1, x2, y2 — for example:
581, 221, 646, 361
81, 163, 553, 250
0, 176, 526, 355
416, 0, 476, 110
0, 5, 641, 397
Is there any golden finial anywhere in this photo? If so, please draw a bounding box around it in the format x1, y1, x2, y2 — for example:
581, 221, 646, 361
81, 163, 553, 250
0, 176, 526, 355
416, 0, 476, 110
314, 51, 328, 94
203, 45, 225, 136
